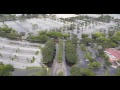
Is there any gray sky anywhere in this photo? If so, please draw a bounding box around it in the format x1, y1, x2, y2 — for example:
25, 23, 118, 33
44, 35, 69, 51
54, 14, 120, 19
14, 14, 120, 19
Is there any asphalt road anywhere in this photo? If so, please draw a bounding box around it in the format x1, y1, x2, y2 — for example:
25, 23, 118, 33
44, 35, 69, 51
51, 42, 69, 76
62, 42, 70, 76
51, 44, 59, 76
77, 44, 88, 68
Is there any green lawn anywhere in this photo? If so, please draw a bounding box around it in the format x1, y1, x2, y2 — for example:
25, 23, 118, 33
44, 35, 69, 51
57, 40, 63, 63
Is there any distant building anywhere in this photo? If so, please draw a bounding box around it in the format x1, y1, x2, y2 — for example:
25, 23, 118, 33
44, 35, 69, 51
105, 48, 120, 63
104, 48, 120, 68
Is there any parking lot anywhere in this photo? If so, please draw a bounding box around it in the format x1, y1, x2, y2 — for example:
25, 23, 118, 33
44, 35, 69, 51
0, 37, 43, 69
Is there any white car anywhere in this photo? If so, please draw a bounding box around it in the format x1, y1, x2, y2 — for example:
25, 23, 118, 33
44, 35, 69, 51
86, 59, 89, 61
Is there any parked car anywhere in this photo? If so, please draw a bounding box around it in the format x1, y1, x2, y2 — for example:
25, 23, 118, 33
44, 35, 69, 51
86, 59, 89, 61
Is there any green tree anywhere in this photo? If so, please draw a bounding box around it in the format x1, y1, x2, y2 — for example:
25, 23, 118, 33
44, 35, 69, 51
88, 62, 101, 69
97, 36, 110, 43
70, 65, 80, 76
71, 35, 79, 45
115, 68, 120, 76
63, 34, 70, 39
84, 52, 94, 62
81, 34, 88, 39
92, 32, 105, 40
110, 36, 120, 44
65, 40, 77, 64
115, 31, 120, 36
28, 35, 49, 44
42, 39, 56, 63
84, 37, 93, 46
0, 64, 14, 76
70, 65, 96, 76
108, 31, 115, 37
39, 31, 47, 36
47, 31, 63, 39
80, 44, 86, 51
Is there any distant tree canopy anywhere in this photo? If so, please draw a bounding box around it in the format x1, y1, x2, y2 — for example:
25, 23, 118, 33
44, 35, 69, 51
83, 37, 93, 46
90, 30, 120, 48
115, 31, 120, 36
63, 34, 70, 39
108, 31, 115, 37
110, 36, 120, 44
38, 31, 47, 36
0, 14, 16, 22
81, 34, 88, 39
26, 14, 39, 18
71, 34, 79, 46
92, 32, 105, 40
97, 15, 112, 23
47, 31, 63, 39
27, 31, 70, 44
27, 35, 49, 44
0, 27, 13, 33
0, 27, 22, 39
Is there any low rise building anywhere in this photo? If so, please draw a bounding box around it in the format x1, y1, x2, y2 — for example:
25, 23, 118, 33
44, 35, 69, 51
104, 48, 120, 68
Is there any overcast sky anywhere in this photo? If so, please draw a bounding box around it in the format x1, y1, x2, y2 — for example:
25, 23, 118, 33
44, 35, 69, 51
54, 14, 120, 19
15, 14, 120, 19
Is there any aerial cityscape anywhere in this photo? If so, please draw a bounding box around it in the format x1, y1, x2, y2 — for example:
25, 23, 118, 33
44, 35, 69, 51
0, 14, 120, 76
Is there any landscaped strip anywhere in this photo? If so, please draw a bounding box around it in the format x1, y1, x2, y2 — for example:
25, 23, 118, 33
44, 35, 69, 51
57, 39, 63, 63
